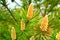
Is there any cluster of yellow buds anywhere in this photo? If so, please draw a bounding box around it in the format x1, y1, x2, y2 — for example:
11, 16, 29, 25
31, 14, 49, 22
10, 3, 50, 40
56, 32, 60, 40
21, 19, 25, 31
11, 27, 16, 40
27, 3, 34, 20
40, 15, 48, 31
30, 36, 35, 40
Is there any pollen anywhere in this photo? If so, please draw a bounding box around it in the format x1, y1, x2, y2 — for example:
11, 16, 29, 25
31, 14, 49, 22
40, 15, 48, 31
11, 27, 16, 40
30, 36, 35, 40
21, 20, 25, 31
56, 32, 60, 40
27, 3, 34, 20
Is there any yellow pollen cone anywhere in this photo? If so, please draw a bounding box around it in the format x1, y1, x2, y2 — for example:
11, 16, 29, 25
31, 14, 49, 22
27, 3, 34, 20
11, 27, 16, 40
40, 15, 48, 31
56, 32, 60, 40
21, 20, 25, 31
30, 36, 35, 40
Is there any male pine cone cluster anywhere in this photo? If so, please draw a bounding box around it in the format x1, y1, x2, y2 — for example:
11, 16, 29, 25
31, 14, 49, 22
40, 15, 48, 31
11, 3, 59, 40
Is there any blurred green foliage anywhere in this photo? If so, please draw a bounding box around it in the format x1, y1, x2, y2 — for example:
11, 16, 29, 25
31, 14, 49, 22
0, 0, 60, 40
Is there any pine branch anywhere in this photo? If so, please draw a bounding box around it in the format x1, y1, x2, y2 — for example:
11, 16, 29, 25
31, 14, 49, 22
2, 3, 17, 22
5, 6, 17, 22
14, 1, 21, 6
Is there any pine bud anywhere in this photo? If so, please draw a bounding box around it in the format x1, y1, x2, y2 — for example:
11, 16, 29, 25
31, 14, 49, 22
27, 3, 34, 20
21, 20, 25, 31
11, 27, 16, 40
40, 15, 48, 31
56, 32, 60, 40
30, 36, 35, 40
